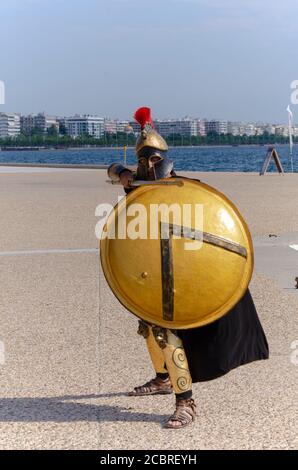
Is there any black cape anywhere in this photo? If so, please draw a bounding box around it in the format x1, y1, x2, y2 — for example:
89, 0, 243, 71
178, 289, 269, 382
125, 173, 269, 382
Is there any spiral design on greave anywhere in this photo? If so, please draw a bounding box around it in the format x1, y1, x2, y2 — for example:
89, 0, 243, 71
172, 347, 188, 370
177, 376, 191, 391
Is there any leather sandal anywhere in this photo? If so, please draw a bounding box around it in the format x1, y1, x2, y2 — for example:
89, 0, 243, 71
127, 376, 173, 396
164, 398, 196, 429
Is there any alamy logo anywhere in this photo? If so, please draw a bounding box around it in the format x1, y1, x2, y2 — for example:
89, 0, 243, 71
0, 80, 5, 105
290, 80, 298, 105
95, 198, 204, 251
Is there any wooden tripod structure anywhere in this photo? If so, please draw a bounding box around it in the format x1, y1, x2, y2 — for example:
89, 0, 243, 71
260, 146, 284, 175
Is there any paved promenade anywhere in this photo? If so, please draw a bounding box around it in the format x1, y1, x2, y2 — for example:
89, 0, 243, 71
0, 167, 297, 449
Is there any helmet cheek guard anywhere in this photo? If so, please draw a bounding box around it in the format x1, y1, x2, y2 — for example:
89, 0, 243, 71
136, 147, 173, 180
151, 157, 174, 180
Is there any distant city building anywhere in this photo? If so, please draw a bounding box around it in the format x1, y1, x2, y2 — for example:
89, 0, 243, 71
244, 124, 256, 136
21, 113, 59, 134
104, 119, 117, 134
204, 119, 228, 135
0, 113, 21, 138
128, 119, 198, 137
227, 122, 256, 136
104, 119, 131, 134
274, 126, 289, 137
227, 121, 240, 136
63, 115, 104, 138
263, 124, 276, 135
254, 127, 265, 136
2, 110, 295, 141
36, 113, 58, 133
58, 117, 68, 133
20, 114, 35, 134
128, 121, 141, 134
116, 120, 130, 133
127, 118, 199, 137
196, 119, 206, 136
154, 119, 197, 137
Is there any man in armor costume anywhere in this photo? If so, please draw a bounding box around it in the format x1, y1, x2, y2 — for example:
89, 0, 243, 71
106, 107, 269, 429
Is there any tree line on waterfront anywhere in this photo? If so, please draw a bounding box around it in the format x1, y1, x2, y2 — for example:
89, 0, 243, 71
0, 125, 295, 149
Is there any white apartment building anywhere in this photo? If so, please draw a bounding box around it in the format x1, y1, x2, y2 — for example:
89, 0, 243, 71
116, 120, 130, 133
154, 119, 197, 137
104, 119, 117, 134
227, 122, 257, 136
0, 113, 21, 138
204, 120, 228, 135
196, 119, 206, 136
65, 115, 104, 138
128, 119, 198, 137
244, 124, 256, 136
104, 119, 131, 134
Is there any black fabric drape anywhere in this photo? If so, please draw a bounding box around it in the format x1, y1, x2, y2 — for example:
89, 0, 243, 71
178, 290, 269, 382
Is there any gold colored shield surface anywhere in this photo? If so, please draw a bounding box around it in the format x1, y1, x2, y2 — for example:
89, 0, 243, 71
100, 178, 253, 329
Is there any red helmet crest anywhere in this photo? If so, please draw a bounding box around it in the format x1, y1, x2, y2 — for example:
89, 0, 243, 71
134, 107, 154, 129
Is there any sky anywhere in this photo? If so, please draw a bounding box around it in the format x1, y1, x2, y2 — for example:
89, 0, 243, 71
0, 0, 298, 122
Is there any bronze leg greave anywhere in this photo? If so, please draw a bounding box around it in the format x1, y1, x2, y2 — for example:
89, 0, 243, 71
152, 327, 192, 395
137, 320, 168, 374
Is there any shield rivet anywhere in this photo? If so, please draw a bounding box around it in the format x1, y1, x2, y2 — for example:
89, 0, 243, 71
141, 272, 148, 279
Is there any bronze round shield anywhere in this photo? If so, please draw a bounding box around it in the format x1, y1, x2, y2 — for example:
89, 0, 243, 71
100, 178, 253, 329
